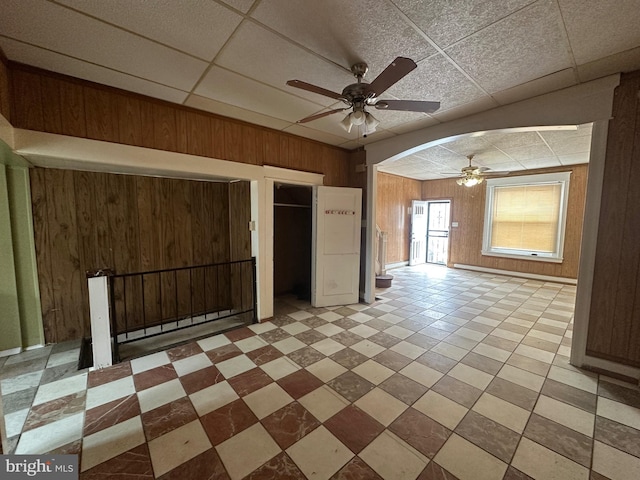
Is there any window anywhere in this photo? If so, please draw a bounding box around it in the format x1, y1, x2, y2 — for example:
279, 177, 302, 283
482, 172, 571, 262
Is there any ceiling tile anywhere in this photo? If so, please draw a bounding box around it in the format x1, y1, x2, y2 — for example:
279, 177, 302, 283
386, 54, 487, 111
559, 153, 590, 165
216, 20, 351, 106
386, 116, 441, 134
518, 157, 562, 169
545, 134, 591, 155
499, 143, 554, 162
492, 68, 577, 105
282, 124, 350, 146
577, 46, 640, 82
445, 0, 572, 93
478, 160, 525, 172
438, 135, 492, 157
430, 95, 497, 122
221, 0, 257, 14
184, 94, 292, 130
394, 0, 537, 49
194, 66, 323, 123
0, 0, 208, 91
250, 0, 436, 75
0, 37, 188, 103
56, 0, 243, 61
560, 0, 640, 65
484, 131, 545, 149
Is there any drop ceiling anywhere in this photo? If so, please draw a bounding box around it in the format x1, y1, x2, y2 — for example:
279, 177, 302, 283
1, 0, 639, 178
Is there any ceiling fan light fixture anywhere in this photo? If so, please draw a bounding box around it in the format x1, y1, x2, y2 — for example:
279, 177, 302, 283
340, 113, 353, 133
350, 110, 366, 126
365, 111, 379, 130
457, 175, 484, 187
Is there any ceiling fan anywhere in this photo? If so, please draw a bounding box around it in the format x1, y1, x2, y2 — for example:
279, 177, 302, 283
450, 155, 511, 187
286, 57, 440, 135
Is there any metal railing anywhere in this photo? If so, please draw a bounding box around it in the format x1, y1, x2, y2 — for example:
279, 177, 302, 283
107, 258, 257, 362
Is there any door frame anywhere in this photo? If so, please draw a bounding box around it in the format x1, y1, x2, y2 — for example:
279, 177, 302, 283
422, 197, 453, 267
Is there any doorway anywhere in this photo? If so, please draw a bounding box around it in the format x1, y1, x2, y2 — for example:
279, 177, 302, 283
273, 183, 312, 300
426, 200, 450, 265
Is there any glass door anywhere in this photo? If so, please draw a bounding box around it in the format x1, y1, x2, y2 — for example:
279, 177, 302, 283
426, 201, 450, 264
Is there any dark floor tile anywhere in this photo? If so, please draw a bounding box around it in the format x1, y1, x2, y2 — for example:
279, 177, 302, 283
200, 398, 258, 446
51, 339, 82, 354
389, 408, 451, 458
301, 316, 328, 328
373, 350, 413, 371
270, 315, 296, 327
590, 472, 610, 480
261, 401, 320, 449
455, 411, 520, 463
277, 370, 324, 399
417, 462, 459, 480
325, 405, 384, 454
415, 351, 457, 374
205, 344, 243, 364
460, 352, 503, 375
498, 323, 530, 335
246, 345, 284, 366
179, 365, 224, 395
330, 456, 383, 480
531, 323, 566, 336
327, 371, 375, 402
244, 452, 306, 479
432, 375, 482, 409
259, 328, 292, 344
334, 306, 358, 316
228, 367, 273, 396
503, 466, 534, 480
166, 342, 203, 362
225, 327, 256, 342
157, 447, 230, 480
23, 391, 86, 432
330, 348, 370, 369
405, 333, 440, 350
1, 386, 37, 414
87, 361, 133, 388
368, 332, 401, 348
332, 331, 365, 347
524, 413, 592, 467
0, 356, 47, 380
595, 415, 640, 458
464, 322, 495, 334
419, 327, 450, 341
507, 354, 550, 377
520, 336, 558, 353
295, 329, 327, 345
486, 377, 538, 411
541, 378, 596, 413
133, 364, 178, 391
40, 362, 82, 385
333, 318, 360, 330
84, 394, 141, 436
50, 439, 82, 455
483, 335, 518, 352
398, 318, 429, 332
287, 346, 326, 367
598, 379, 640, 409
141, 396, 198, 441
379, 373, 428, 405
363, 307, 388, 318
81, 444, 154, 480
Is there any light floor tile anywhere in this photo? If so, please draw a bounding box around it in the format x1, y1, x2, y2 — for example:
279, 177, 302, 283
0, 370, 43, 395
434, 434, 507, 480
547, 365, 598, 394
400, 362, 443, 388
514, 344, 555, 364
354, 387, 407, 426
189, 381, 239, 416
312, 338, 346, 356
318, 311, 342, 322
47, 349, 80, 368
472, 393, 530, 433
197, 334, 231, 351
413, 390, 468, 430
456, 328, 487, 342
272, 337, 307, 354
137, 378, 186, 413
359, 430, 428, 480
472, 343, 511, 362
218, 423, 281, 480
4, 408, 29, 438
148, 420, 212, 477
315, 323, 343, 337
384, 325, 413, 340
497, 364, 544, 392
243, 383, 293, 419
349, 324, 378, 338
172, 352, 213, 377
512, 437, 589, 480
235, 335, 269, 353
248, 321, 277, 334
306, 358, 347, 382
299, 385, 349, 422
448, 364, 493, 390
130, 351, 170, 374
15, 412, 83, 455
597, 396, 640, 431
286, 426, 353, 480
593, 440, 640, 480
431, 342, 468, 361
81, 416, 145, 471
85, 375, 136, 410
352, 360, 394, 385
281, 322, 310, 335
288, 311, 313, 321
527, 329, 562, 344
260, 356, 300, 380
349, 312, 374, 323
216, 354, 257, 379
491, 329, 525, 343
379, 313, 404, 324
32, 372, 87, 406
351, 340, 386, 358
389, 341, 426, 360
534, 395, 595, 436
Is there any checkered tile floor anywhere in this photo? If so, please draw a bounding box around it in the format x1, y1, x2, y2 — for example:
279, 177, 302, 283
2, 264, 640, 479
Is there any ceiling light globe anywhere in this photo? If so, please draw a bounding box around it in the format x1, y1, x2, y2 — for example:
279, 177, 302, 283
350, 110, 366, 126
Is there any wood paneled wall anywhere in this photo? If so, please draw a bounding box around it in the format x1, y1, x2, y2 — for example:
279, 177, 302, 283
0, 53, 10, 122
377, 172, 423, 264
30, 167, 247, 343
586, 70, 640, 367
8, 63, 355, 187
421, 164, 588, 278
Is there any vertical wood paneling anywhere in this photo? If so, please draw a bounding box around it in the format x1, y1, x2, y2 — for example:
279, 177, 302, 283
74, 170, 98, 324
137, 176, 162, 324
84, 87, 118, 141
116, 94, 143, 147
11, 69, 44, 130
225, 122, 243, 163
152, 104, 177, 152
40, 76, 63, 134
0, 56, 11, 122
187, 112, 213, 157
60, 81, 86, 137
211, 117, 226, 159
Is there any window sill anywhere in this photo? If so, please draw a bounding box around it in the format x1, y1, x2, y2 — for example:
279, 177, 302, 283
481, 251, 563, 264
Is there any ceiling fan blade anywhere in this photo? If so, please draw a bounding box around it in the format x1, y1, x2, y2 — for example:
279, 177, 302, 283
374, 99, 440, 113
296, 108, 348, 124
366, 57, 417, 97
286, 80, 345, 101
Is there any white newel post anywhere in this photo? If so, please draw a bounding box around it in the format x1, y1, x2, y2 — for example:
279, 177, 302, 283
87, 269, 114, 370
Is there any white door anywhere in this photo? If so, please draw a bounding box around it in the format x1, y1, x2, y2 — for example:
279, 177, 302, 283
312, 186, 362, 307
409, 200, 428, 266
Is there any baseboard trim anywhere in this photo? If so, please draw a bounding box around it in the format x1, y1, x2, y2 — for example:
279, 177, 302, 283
0, 347, 22, 358
453, 264, 577, 285
385, 261, 409, 270
24, 344, 45, 351
580, 354, 640, 384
